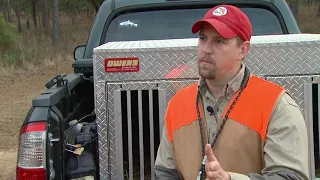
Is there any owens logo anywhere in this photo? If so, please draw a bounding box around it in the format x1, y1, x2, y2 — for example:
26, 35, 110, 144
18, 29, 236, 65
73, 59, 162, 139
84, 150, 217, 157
107, 59, 139, 67
104, 57, 140, 73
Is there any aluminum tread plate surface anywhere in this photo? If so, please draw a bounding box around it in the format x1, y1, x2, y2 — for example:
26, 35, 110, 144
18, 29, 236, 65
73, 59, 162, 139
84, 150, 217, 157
94, 34, 320, 83
103, 81, 196, 180
266, 76, 312, 112
93, 34, 320, 179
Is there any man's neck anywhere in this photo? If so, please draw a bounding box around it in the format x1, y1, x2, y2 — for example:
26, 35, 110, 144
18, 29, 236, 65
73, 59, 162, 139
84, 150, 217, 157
206, 66, 241, 99
205, 81, 225, 99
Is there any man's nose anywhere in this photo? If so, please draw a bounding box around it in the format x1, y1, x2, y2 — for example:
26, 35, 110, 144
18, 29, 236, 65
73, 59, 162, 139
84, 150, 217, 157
202, 42, 213, 54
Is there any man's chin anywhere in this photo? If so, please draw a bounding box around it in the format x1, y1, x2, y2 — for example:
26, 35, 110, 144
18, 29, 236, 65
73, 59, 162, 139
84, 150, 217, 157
202, 76, 216, 80
199, 72, 216, 80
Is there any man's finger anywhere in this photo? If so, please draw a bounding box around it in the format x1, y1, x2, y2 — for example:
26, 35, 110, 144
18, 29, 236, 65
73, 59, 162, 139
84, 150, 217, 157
206, 162, 220, 179
205, 144, 217, 162
205, 160, 219, 172
206, 169, 215, 179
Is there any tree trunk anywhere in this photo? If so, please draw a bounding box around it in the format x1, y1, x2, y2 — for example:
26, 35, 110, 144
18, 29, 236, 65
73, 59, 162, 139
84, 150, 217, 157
289, 0, 299, 23
15, 0, 21, 33
295, 0, 299, 23
318, 3, 320, 18
52, 0, 59, 46
32, 0, 37, 28
2, 0, 8, 23
41, 0, 48, 28
71, 3, 77, 25
89, 0, 100, 13
38, 0, 41, 27
6, 0, 11, 22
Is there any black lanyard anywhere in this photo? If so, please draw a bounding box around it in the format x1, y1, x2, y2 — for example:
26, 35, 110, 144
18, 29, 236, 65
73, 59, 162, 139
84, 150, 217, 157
196, 66, 250, 180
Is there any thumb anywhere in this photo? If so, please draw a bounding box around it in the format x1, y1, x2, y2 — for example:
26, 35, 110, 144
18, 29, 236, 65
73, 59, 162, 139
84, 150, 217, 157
205, 144, 216, 162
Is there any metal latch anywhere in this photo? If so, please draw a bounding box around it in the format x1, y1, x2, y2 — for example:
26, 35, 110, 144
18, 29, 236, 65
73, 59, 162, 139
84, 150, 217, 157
45, 73, 67, 89
48, 133, 60, 147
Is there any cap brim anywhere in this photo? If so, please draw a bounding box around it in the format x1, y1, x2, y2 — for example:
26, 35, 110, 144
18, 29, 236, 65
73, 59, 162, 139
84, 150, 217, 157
192, 19, 237, 39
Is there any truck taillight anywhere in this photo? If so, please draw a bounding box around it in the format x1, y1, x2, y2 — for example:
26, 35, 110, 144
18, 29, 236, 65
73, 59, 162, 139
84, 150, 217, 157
16, 122, 47, 180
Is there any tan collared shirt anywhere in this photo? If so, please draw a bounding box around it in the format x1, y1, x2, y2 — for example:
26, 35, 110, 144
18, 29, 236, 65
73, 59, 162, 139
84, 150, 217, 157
198, 65, 246, 145
155, 65, 309, 180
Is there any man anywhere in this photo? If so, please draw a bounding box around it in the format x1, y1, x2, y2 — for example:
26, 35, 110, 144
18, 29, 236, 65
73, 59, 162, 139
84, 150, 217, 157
154, 4, 309, 180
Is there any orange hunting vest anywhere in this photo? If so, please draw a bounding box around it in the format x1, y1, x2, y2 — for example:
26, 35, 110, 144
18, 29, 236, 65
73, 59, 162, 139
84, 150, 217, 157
165, 75, 285, 180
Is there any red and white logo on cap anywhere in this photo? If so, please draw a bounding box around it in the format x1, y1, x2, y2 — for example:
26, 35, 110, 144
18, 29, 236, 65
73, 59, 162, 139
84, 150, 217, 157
212, 7, 228, 16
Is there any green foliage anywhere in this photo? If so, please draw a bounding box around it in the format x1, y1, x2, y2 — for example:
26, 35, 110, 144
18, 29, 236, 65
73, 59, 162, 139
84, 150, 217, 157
2, 52, 19, 66
0, 13, 18, 52
0, 13, 21, 66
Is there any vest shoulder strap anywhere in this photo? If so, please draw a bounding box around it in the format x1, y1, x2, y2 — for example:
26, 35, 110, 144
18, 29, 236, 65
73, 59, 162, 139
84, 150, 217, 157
225, 75, 285, 140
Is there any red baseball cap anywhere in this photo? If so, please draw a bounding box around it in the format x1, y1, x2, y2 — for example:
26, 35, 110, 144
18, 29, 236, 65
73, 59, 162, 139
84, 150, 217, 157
192, 5, 252, 41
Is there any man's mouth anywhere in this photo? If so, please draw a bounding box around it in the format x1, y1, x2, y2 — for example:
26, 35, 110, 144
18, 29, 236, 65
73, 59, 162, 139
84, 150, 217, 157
200, 60, 213, 65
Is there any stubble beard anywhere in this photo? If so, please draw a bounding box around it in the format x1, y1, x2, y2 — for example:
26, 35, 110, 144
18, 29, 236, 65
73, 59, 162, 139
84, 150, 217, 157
198, 56, 216, 80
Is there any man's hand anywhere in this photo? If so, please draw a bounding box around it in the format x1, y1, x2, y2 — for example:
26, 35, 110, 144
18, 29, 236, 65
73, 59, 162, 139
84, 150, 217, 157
205, 144, 230, 180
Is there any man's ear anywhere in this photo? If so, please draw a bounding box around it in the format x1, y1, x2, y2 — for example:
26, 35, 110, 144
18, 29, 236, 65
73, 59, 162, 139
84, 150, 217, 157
239, 41, 250, 59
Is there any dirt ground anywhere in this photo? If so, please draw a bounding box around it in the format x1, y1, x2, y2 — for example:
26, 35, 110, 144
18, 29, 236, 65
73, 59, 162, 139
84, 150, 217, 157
0, 60, 73, 180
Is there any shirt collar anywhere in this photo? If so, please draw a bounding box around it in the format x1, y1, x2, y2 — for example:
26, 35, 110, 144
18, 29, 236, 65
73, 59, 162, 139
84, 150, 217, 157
198, 64, 245, 99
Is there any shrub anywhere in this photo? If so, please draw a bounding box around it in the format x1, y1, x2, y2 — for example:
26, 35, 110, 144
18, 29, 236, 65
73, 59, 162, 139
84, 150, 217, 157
0, 13, 18, 52
2, 52, 18, 66
0, 13, 21, 66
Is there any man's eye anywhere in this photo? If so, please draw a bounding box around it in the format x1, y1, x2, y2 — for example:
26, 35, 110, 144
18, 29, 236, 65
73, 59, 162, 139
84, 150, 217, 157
199, 36, 206, 41
216, 39, 224, 44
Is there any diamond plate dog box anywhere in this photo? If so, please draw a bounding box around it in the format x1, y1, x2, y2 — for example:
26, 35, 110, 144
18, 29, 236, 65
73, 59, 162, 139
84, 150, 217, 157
93, 34, 320, 180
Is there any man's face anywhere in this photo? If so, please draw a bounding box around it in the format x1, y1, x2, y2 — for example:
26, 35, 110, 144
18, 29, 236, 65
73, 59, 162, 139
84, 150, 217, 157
197, 23, 246, 80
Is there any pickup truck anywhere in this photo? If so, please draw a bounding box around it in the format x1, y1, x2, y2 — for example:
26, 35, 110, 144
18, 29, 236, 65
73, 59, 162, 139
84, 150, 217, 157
16, 0, 316, 180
